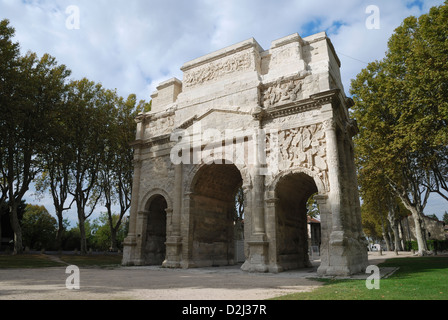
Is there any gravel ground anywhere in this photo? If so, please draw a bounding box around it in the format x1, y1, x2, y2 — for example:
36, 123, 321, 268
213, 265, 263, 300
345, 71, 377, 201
0, 251, 417, 300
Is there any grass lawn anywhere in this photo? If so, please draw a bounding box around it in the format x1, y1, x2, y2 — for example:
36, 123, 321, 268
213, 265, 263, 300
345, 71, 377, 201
274, 256, 448, 300
58, 254, 123, 267
0, 254, 65, 269
0, 253, 123, 269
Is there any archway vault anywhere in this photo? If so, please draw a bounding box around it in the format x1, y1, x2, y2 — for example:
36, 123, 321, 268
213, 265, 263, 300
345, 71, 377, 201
273, 172, 319, 271
187, 163, 243, 268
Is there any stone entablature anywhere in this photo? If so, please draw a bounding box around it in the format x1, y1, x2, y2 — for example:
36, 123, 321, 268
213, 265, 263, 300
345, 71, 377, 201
123, 32, 368, 277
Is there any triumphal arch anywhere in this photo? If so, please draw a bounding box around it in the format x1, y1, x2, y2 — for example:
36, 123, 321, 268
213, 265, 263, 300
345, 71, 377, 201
122, 32, 369, 276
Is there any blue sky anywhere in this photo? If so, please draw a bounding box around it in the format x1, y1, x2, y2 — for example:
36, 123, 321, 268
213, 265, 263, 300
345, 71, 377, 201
1, 0, 446, 223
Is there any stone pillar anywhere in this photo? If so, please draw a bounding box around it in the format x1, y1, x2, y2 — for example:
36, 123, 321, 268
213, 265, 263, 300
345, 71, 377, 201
323, 118, 352, 276
122, 116, 145, 266
323, 119, 344, 238
343, 124, 368, 271
265, 195, 281, 273
134, 210, 149, 266
315, 194, 331, 276
241, 129, 269, 273
163, 164, 183, 268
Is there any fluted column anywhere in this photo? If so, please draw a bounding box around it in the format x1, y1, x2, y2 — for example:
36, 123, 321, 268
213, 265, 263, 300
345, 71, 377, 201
323, 119, 344, 236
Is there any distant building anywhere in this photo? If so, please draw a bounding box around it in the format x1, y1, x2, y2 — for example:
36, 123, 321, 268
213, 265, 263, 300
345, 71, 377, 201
400, 215, 446, 243
308, 216, 321, 258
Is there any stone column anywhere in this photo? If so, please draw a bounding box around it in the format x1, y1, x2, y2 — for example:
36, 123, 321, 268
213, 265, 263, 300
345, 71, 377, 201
163, 164, 183, 268
241, 129, 269, 273
323, 119, 344, 238
253, 128, 266, 235
122, 116, 145, 266
265, 195, 281, 273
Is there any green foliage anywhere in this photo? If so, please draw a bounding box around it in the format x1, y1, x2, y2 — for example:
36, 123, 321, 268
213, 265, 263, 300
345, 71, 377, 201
90, 213, 128, 251
351, 2, 448, 253
0, 19, 146, 255
306, 193, 320, 219
21, 205, 57, 251
405, 240, 448, 252
443, 212, 448, 224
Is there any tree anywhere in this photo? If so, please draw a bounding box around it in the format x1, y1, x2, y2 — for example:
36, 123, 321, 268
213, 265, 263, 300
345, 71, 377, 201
443, 211, 448, 225
0, 20, 71, 254
97, 92, 138, 251
90, 212, 128, 251
34, 73, 74, 252
306, 193, 320, 219
66, 79, 113, 255
21, 205, 57, 251
350, 2, 448, 255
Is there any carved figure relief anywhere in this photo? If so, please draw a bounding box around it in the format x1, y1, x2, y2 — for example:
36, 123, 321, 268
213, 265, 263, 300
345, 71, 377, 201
262, 79, 303, 108
145, 115, 175, 138
184, 52, 252, 88
266, 123, 329, 190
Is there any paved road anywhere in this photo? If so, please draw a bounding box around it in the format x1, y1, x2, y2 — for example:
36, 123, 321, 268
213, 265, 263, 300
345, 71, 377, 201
0, 252, 415, 300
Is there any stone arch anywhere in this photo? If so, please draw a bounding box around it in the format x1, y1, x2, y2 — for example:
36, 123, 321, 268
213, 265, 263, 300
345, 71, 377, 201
186, 162, 244, 267
268, 167, 327, 271
267, 166, 326, 195
185, 161, 250, 195
140, 189, 172, 266
140, 188, 173, 212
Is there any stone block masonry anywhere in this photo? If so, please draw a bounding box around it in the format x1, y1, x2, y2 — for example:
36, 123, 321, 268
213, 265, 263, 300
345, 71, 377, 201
122, 32, 369, 276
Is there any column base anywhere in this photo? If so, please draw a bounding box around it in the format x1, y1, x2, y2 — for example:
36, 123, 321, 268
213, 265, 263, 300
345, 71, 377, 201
241, 234, 269, 273
122, 234, 138, 266
163, 236, 183, 269
318, 232, 369, 277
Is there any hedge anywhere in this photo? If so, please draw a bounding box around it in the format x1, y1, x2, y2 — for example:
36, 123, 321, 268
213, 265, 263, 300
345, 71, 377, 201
405, 240, 448, 252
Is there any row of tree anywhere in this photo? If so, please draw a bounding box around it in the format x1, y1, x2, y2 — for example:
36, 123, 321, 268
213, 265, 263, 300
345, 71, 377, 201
19, 205, 128, 252
350, 2, 448, 255
0, 19, 150, 254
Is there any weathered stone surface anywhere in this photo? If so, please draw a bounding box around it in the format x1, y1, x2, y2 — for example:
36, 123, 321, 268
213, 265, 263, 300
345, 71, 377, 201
122, 32, 369, 276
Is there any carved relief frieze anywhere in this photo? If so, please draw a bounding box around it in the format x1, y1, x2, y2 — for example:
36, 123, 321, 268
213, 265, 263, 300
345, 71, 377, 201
145, 114, 175, 138
261, 71, 310, 108
183, 52, 252, 88
266, 123, 329, 190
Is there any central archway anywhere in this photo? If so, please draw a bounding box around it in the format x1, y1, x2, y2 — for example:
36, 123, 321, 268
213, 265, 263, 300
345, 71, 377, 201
275, 172, 319, 271
189, 163, 243, 267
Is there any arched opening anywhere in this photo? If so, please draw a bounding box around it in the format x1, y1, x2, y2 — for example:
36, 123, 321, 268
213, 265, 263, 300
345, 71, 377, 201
190, 163, 243, 267
144, 195, 167, 265
275, 172, 320, 271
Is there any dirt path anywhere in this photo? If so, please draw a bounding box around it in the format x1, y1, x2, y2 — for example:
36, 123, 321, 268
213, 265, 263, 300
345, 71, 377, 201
0, 251, 417, 300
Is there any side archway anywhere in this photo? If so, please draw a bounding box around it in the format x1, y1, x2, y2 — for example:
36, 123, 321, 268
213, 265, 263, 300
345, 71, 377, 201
140, 189, 173, 266
268, 167, 327, 271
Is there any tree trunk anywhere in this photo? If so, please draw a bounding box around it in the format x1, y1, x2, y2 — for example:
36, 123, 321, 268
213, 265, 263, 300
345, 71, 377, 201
109, 228, 118, 252
56, 210, 64, 252
409, 207, 428, 256
379, 212, 390, 252
9, 203, 23, 255
78, 211, 87, 255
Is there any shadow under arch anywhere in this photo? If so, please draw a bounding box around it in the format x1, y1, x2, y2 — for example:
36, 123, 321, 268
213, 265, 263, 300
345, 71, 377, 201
140, 189, 172, 266
186, 162, 244, 268
268, 167, 326, 271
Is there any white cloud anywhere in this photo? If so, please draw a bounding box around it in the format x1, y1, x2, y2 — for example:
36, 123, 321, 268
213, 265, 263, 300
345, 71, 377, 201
2, 0, 446, 219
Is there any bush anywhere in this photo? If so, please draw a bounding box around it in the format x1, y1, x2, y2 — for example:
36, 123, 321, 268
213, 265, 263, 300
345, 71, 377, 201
405, 240, 448, 252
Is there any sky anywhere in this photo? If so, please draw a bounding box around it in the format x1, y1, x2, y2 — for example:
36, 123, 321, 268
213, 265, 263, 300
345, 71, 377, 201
1, 0, 447, 223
